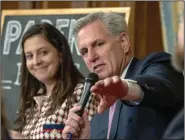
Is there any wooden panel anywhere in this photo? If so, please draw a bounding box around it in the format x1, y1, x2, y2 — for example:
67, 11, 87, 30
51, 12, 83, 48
95, 1, 121, 7
133, 1, 163, 58
119, 2, 134, 7
71, 1, 88, 8
147, 2, 163, 54
1, 1, 19, 9
134, 2, 148, 58
127, 2, 135, 55
41, 1, 89, 8
19, 2, 33, 9
32, 1, 43, 9
39, 1, 71, 9
1, 1, 33, 9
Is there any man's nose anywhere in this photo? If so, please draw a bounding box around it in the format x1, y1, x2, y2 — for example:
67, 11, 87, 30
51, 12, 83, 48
87, 49, 99, 62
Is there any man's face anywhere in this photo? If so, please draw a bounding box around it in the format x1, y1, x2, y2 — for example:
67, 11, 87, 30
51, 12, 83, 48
77, 20, 130, 79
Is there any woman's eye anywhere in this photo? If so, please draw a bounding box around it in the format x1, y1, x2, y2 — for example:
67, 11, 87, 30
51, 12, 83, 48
41, 51, 48, 56
25, 54, 33, 60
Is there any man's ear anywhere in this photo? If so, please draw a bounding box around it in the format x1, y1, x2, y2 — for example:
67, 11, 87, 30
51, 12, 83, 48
119, 32, 130, 53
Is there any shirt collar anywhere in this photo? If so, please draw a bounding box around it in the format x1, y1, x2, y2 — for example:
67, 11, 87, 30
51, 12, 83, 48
120, 57, 133, 79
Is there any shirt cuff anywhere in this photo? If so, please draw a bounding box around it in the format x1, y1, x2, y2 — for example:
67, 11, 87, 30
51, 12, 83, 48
124, 79, 144, 106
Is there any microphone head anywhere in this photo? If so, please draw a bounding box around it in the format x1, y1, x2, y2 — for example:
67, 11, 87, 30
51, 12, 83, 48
85, 72, 99, 84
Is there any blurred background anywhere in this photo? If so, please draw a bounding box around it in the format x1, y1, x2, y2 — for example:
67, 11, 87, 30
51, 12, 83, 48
1, 1, 184, 128
1, 1, 167, 58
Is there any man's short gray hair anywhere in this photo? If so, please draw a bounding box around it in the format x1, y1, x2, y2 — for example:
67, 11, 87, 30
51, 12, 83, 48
73, 12, 129, 42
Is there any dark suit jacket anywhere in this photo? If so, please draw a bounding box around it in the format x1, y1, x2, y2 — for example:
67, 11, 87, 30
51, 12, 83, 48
163, 108, 184, 139
90, 52, 184, 139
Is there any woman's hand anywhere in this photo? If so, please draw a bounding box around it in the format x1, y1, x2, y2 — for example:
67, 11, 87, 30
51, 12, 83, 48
9, 130, 26, 139
62, 105, 91, 139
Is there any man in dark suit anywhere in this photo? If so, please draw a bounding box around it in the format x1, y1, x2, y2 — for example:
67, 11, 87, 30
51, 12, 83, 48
162, 13, 184, 140
62, 12, 184, 139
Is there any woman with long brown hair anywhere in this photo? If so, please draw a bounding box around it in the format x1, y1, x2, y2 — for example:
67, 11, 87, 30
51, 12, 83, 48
11, 23, 99, 139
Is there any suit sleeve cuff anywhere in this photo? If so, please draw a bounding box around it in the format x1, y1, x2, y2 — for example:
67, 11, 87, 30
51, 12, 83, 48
124, 79, 144, 106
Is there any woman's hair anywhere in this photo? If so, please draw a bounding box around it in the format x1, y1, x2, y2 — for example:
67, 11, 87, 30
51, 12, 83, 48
15, 23, 84, 131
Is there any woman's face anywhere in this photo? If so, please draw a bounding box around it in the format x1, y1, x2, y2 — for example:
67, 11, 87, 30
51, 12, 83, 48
24, 34, 61, 85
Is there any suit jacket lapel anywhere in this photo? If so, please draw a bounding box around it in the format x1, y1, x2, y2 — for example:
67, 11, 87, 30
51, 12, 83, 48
109, 100, 122, 139
125, 57, 141, 79
109, 58, 141, 139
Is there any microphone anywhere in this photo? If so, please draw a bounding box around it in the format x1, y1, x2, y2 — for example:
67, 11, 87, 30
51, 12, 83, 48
76, 72, 99, 117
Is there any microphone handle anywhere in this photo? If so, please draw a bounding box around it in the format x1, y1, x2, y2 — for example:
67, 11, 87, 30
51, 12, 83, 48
68, 73, 99, 139
76, 82, 91, 117
68, 84, 91, 139
76, 91, 91, 117
76, 110, 83, 117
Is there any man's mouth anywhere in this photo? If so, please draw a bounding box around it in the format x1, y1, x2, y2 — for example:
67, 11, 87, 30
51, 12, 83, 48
93, 64, 105, 73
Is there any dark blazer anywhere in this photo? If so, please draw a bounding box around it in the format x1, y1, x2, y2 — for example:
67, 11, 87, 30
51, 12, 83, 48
90, 52, 184, 139
163, 108, 184, 139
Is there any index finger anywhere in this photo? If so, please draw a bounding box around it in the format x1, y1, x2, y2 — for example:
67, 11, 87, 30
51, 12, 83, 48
91, 80, 104, 92
69, 104, 82, 113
